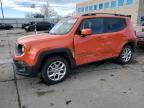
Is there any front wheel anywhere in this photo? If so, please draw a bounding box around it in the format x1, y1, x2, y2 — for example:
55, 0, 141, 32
42, 57, 70, 85
117, 45, 133, 64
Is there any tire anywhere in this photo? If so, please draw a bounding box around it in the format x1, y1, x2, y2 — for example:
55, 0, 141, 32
29, 27, 34, 32
117, 45, 133, 64
42, 57, 70, 85
6, 28, 10, 30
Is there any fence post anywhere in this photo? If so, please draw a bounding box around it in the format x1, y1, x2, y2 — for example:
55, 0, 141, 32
16, 19, 18, 28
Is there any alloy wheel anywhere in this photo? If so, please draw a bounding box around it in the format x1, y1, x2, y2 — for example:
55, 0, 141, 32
121, 47, 132, 62
47, 61, 67, 81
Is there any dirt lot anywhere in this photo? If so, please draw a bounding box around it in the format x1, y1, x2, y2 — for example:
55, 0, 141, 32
1, 29, 144, 108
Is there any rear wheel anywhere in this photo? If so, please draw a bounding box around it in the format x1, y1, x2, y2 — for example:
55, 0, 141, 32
117, 45, 133, 64
42, 57, 70, 85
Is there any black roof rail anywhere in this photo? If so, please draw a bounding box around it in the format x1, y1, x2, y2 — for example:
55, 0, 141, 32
82, 13, 131, 18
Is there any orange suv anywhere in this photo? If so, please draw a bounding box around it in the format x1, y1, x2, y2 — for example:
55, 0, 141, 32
13, 13, 137, 85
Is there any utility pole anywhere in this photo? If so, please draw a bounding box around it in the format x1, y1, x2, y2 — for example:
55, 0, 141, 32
0, 0, 4, 18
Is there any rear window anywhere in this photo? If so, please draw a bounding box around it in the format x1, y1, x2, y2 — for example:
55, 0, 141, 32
104, 18, 126, 33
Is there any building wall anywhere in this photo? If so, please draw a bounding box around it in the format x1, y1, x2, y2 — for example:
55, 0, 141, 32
76, 0, 144, 25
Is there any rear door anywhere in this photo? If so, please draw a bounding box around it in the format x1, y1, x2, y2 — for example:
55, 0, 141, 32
103, 18, 127, 57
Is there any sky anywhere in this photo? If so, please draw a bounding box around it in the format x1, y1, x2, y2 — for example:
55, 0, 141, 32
0, 0, 86, 18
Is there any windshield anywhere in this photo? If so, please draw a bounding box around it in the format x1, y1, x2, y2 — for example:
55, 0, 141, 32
49, 18, 77, 35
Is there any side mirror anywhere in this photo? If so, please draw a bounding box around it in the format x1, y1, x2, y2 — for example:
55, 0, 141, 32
81, 28, 92, 36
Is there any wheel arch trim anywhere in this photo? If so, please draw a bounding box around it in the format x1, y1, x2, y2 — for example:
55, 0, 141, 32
35, 48, 76, 72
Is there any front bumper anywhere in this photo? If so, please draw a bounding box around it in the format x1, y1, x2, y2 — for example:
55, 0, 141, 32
13, 59, 38, 77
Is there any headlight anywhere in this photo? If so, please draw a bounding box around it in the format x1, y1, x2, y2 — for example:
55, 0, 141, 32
21, 45, 25, 53
16, 44, 25, 55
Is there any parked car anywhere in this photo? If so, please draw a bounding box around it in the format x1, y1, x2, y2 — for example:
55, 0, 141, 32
22, 22, 36, 29
137, 32, 144, 47
24, 22, 54, 32
0, 23, 13, 30
13, 13, 137, 85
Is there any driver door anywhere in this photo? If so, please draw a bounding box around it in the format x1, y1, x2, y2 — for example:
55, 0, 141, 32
74, 18, 111, 65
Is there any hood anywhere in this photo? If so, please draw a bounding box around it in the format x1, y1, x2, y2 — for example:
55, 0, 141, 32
17, 33, 60, 44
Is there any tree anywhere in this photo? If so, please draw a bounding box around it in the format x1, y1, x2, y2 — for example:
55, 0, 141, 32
25, 2, 61, 20
41, 4, 60, 19
25, 13, 35, 18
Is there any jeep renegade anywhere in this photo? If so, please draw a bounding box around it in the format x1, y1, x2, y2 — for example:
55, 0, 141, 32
13, 13, 137, 85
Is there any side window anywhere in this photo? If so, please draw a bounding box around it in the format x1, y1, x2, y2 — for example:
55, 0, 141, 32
79, 18, 104, 35
36, 22, 41, 26
44, 22, 48, 26
39, 22, 45, 27
104, 18, 126, 33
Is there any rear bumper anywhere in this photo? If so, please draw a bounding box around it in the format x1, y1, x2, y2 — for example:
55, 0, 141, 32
13, 59, 39, 77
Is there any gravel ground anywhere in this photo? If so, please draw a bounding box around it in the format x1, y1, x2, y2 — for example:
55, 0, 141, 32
0, 29, 144, 108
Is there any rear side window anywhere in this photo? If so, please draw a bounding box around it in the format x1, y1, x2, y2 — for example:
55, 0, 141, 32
79, 18, 104, 34
104, 18, 126, 33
